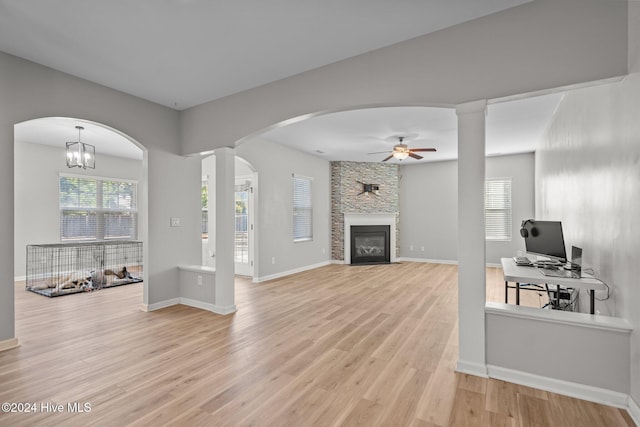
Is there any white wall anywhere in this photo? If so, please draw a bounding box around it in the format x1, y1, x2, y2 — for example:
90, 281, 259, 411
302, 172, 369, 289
235, 138, 331, 280
14, 142, 143, 278
399, 153, 534, 265
536, 74, 640, 405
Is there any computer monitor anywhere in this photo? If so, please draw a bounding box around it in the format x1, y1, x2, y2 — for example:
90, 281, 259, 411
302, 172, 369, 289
521, 220, 567, 262
571, 245, 582, 269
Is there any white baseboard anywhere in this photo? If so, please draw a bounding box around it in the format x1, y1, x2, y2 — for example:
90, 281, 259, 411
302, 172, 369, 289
455, 360, 488, 377
398, 257, 459, 265
331, 260, 345, 265
628, 396, 640, 426
0, 338, 20, 352
210, 304, 237, 315
397, 257, 501, 268
180, 297, 236, 315
253, 260, 332, 283
180, 297, 216, 313
487, 365, 630, 409
142, 297, 236, 315
14, 275, 26, 282
141, 298, 180, 312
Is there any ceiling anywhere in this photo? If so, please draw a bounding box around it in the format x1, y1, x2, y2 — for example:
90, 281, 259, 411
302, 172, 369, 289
14, 118, 143, 160
261, 92, 564, 163
0, 0, 529, 110
5, 0, 558, 162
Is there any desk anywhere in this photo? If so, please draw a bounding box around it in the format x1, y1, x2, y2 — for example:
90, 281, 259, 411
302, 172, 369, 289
500, 258, 606, 314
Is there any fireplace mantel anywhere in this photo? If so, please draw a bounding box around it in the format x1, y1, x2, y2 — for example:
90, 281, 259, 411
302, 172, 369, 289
343, 213, 397, 264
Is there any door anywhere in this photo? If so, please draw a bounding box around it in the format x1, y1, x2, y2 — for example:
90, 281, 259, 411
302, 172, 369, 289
234, 177, 253, 276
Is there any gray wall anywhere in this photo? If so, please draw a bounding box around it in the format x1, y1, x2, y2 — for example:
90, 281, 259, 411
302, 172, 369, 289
235, 138, 331, 280
399, 153, 534, 265
14, 141, 143, 278
181, 0, 628, 156
399, 160, 458, 262
1, 51, 201, 342
631, 1, 640, 74
536, 74, 640, 403
486, 306, 631, 394
0, 0, 633, 403
486, 153, 535, 264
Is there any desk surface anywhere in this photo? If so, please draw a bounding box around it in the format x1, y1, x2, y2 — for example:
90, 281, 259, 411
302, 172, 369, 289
500, 258, 606, 291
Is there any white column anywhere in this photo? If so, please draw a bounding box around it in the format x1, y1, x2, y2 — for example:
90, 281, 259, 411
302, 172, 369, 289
214, 147, 237, 314
456, 100, 487, 376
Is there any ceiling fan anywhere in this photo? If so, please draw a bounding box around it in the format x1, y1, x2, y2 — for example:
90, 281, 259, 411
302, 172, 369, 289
369, 136, 436, 162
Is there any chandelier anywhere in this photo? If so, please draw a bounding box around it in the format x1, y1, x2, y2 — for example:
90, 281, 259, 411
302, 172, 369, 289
66, 125, 95, 169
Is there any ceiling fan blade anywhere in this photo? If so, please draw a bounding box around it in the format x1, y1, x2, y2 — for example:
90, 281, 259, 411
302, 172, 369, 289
368, 151, 392, 155
382, 154, 394, 162
411, 148, 437, 152
408, 152, 424, 160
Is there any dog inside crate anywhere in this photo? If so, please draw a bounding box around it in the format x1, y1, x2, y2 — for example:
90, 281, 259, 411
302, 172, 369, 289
26, 241, 143, 297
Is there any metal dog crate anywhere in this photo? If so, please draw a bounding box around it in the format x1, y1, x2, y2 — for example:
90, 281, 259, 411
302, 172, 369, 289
26, 240, 143, 297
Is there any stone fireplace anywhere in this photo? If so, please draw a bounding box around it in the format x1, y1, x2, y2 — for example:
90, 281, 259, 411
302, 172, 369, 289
344, 213, 397, 264
331, 161, 400, 262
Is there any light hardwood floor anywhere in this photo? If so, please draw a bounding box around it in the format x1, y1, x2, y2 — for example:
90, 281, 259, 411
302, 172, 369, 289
1, 262, 634, 426
486, 266, 551, 309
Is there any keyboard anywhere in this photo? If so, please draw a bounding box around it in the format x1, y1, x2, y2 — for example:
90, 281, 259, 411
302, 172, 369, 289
513, 256, 532, 266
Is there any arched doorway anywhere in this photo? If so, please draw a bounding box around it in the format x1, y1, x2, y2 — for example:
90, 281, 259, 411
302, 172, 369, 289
201, 153, 258, 281
14, 117, 149, 304
234, 157, 258, 278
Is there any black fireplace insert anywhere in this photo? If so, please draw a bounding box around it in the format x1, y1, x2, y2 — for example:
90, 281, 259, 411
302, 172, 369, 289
350, 225, 390, 265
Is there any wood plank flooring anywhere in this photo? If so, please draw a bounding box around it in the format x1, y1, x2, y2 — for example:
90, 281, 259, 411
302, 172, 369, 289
0, 262, 633, 426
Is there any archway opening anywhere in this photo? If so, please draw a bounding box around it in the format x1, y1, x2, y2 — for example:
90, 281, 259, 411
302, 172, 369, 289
201, 153, 258, 281
14, 117, 149, 306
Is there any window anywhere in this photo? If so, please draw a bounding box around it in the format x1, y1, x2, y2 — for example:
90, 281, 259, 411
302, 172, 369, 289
485, 177, 512, 241
292, 174, 313, 242
60, 174, 137, 241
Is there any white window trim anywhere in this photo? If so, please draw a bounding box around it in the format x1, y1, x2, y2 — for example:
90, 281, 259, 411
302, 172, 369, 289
292, 173, 313, 243
485, 177, 512, 242
59, 173, 138, 242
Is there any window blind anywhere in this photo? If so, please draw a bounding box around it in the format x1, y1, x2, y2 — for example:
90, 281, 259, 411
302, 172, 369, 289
292, 174, 313, 242
60, 175, 137, 241
485, 178, 512, 241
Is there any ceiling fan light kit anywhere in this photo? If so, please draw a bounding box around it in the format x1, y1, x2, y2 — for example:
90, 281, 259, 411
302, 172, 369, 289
391, 144, 410, 160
